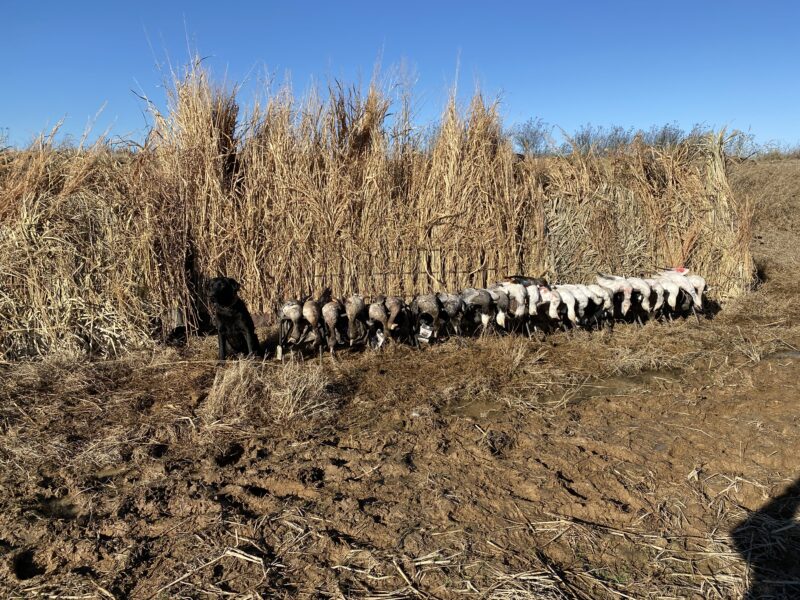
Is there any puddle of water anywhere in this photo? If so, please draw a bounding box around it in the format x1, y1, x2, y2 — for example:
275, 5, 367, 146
448, 397, 506, 419
446, 369, 684, 417
766, 350, 800, 360
543, 369, 683, 405
35, 496, 80, 520
92, 465, 130, 480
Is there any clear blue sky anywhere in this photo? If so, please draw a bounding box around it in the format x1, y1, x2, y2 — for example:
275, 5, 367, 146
3, 1, 799, 147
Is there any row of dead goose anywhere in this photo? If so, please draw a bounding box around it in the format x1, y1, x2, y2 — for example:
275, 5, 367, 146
276, 268, 707, 357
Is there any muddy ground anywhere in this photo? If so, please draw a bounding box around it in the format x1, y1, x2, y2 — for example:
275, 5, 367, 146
1, 160, 799, 598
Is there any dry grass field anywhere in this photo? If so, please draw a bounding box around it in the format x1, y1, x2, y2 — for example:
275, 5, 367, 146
1, 66, 798, 598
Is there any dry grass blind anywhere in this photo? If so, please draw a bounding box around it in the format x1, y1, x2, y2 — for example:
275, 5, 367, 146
0, 63, 754, 358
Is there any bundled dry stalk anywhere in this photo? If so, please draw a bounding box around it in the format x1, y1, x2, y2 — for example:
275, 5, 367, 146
0, 61, 754, 359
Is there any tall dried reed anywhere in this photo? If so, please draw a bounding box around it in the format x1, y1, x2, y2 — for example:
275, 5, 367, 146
0, 61, 754, 359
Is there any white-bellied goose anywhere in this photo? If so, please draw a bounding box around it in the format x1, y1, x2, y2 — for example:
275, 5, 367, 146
384, 296, 417, 346
437, 292, 465, 337
460, 288, 496, 335
596, 273, 633, 317
411, 293, 443, 342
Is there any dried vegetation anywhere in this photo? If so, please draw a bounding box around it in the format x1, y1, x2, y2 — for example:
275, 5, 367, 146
0, 61, 754, 359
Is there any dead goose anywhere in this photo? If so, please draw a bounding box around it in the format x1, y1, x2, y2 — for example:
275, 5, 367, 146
556, 284, 589, 321
596, 273, 633, 318
437, 292, 465, 337
497, 281, 529, 332
660, 268, 705, 310
411, 293, 443, 343
384, 296, 416, 346
570, 283, 606, 328
301, 289, 332, 358
504, 275, 550, 288
655, 277, 681, 314
643, 278, 665, 313
487, 285, 510, 330
587, 284, 615, 326
537, 286, 563, 324
656, 270, 701, 312
525, 284, 544, 336
552, 285, 578, 326
460, 288, 496, 335
526, 284, 542, 316
625, 276, 653, 318
587, 284, 613, 313
686, 274, 707, 306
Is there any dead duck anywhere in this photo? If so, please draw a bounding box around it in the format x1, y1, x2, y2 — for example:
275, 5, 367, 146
278, 299, 304, 355
344, 294, 369, 347
367, 296, 390, 348
301, 288, 331, 358
322, 299, 345, 355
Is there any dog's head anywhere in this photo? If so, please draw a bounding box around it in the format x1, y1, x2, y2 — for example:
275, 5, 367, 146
207, 277, 240, 306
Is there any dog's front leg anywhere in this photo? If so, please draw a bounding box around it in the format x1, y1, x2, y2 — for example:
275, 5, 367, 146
217, 331, 227, 361
245, 329, 259, 358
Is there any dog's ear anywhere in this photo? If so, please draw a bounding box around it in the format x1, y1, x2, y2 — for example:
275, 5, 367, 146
227, 278, 241, 292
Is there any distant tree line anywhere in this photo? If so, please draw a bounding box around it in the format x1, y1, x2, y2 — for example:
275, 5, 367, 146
509, 118, 799, 159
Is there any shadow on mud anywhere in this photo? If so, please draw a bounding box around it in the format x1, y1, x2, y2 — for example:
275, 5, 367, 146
732, 478, 800, 599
